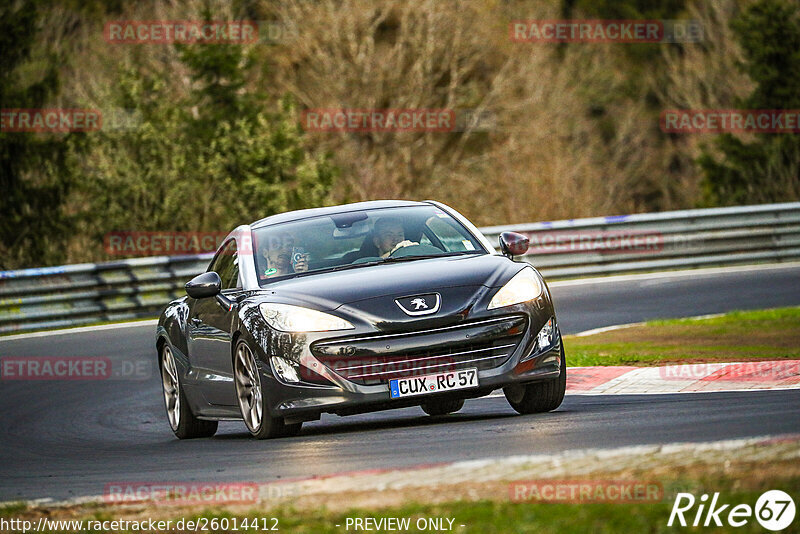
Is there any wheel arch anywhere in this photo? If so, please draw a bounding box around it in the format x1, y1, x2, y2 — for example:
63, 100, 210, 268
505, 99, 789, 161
156, 335, 168, 369
231, 330, 243, 367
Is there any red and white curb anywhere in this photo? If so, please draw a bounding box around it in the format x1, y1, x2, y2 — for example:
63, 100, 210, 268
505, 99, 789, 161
567, 360, 800, 394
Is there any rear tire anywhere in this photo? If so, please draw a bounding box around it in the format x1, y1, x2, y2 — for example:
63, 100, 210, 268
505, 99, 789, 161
504, 337, 566, 415
160, 344, 218, 439
234, 341, 302, 439
421, 398, 465, 416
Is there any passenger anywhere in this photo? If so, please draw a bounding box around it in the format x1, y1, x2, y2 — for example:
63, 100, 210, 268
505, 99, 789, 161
258, 232, 308, 277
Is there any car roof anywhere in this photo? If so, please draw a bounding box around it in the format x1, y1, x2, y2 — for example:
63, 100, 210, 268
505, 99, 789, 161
250, 200, 431, 229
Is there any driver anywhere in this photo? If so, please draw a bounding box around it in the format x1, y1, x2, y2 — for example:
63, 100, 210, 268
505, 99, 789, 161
258, 232, 308, 277
372, 218, 418, 258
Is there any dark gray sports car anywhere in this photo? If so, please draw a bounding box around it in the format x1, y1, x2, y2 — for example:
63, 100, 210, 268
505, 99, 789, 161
156, 200, 565, 439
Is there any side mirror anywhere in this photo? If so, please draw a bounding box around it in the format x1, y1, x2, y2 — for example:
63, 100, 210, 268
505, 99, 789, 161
185, 272, 222, 299
499, 231, 530, 258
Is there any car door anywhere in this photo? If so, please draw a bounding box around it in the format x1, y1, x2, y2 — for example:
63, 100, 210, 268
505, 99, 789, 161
187, 239, 242, 406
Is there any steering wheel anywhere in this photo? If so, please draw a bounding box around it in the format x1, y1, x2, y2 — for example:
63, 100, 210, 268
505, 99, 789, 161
387, 243, 443, 258
388, 242, 413, 257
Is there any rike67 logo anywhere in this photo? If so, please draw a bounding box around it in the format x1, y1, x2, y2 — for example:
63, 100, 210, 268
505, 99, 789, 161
669, 490, 795, 531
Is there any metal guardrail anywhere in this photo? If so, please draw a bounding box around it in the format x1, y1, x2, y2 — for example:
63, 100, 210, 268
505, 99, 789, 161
0, 255, 212, 334
1, 202, 799, 334
480, 202, 800, 278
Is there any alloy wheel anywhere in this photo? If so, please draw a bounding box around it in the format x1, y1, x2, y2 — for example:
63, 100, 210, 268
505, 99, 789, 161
234, 343, 263, 432
161, 346, 181, 431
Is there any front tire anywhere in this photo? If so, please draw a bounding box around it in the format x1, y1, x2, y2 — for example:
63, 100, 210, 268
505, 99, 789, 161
234, 341, 302, 439
161, 344, 218, 439
504, 337, 566, 415
421, 398, 465, 416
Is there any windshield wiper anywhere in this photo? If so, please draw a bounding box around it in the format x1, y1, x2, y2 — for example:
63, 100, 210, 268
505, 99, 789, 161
288, 260, 384, 278
381, 251, 482, 263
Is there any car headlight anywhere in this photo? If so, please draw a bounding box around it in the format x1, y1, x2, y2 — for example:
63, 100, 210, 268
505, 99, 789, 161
259, 303, 354, 332
488, 267, 543, 309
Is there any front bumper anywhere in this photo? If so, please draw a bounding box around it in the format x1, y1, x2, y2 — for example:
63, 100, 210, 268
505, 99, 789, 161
258, 307, 563, 422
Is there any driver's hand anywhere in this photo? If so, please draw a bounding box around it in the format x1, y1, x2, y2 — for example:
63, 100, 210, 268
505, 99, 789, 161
389, 240, 418, 255
293, 257, 309, 272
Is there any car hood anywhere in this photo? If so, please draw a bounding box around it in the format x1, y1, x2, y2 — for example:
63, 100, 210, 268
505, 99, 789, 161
256, 254, 524, 311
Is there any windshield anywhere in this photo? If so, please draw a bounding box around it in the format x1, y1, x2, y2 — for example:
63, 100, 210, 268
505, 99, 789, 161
252, 205, 486, 284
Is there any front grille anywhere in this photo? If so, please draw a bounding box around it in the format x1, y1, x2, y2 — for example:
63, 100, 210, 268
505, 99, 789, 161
311, 315, 527, 386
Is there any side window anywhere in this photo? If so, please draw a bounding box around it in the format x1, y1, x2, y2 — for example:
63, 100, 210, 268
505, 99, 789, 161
219, 241, 240, 290
206, 247, 227, 275
208, 240, 239, 289
225, 250, 241, 290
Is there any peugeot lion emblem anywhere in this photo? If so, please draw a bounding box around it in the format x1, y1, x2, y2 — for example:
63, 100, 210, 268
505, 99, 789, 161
395, 293, 441, 316
410, 298, 428, 310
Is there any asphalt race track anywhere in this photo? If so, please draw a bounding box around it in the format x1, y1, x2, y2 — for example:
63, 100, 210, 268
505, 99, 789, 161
1, 264, 799, 502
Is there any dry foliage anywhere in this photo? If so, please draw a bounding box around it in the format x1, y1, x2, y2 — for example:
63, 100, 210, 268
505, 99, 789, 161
48, 0, 756, 242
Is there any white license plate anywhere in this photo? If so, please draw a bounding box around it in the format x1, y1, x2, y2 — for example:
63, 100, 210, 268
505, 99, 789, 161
389, 368, 478, 399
